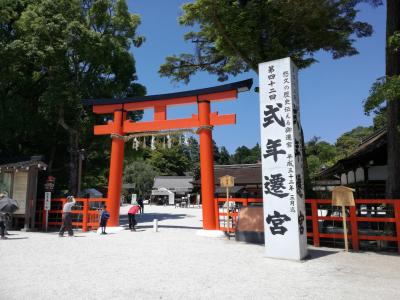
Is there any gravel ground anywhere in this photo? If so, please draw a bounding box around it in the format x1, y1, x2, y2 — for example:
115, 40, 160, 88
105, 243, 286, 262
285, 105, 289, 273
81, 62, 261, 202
1, 204, 400, 300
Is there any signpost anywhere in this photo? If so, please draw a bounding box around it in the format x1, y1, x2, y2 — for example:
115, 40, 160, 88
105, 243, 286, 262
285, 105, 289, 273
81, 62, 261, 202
44, 176, 55, 232
220, 175, 235, 236
259, 57, 308, 260
332, 186, 356, 251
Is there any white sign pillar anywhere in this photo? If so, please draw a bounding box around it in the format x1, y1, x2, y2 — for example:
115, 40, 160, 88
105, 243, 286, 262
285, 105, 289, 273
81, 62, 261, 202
44, 192, 52, 232
259, 57, 308, 260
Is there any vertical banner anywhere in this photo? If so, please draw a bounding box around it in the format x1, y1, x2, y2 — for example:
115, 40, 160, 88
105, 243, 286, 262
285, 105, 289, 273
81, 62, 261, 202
259, 57, 308, 260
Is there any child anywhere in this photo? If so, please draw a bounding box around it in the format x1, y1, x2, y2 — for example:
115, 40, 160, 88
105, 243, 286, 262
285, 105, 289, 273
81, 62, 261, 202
99, 205, 110, 234
128, 202, 140, 231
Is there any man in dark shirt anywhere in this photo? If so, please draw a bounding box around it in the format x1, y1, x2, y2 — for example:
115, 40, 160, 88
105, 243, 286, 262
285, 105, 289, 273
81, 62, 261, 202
137, 197, 144, 214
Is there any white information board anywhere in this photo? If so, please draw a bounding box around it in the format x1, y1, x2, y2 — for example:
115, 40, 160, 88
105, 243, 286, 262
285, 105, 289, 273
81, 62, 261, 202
259, 57, 308, 260
44, 192, 52, 211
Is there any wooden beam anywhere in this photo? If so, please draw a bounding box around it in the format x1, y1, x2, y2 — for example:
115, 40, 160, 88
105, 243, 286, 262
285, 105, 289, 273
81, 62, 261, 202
93, 104, 123, 114
123, 117, 199, 133
154, 106, 167, 121
124, 96, 197, 111
210, 112, 236, 126
94, 122, 114, 135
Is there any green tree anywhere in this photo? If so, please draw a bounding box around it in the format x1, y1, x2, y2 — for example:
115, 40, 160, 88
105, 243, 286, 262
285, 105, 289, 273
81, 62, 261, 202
148, 146, 190, 176
364, 0, 400, 198
212, 139, 221, 164
335, 126, 374, 159
0, 0, 145, 194
218, 146, 231, 164
305, 136, 337, 177
181, 136, 200, 178
159, 0, 379, 83
231, 144, 260, 164
123, 160, 157, 197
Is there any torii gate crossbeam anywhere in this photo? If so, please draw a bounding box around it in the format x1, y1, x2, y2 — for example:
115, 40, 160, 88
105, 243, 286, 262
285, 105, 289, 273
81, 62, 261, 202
83, 79, 252, 230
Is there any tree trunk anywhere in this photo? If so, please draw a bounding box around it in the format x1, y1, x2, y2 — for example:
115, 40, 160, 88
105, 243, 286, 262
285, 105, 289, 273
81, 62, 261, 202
68, 132, 79, 196
386, 0, 400, 198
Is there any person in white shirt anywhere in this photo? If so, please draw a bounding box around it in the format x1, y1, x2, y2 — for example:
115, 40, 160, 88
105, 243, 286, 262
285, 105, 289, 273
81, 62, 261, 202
59, 196, 76, 237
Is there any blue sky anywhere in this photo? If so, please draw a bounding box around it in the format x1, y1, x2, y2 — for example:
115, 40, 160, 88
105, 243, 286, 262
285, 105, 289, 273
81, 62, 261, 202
128, 1, 386, 153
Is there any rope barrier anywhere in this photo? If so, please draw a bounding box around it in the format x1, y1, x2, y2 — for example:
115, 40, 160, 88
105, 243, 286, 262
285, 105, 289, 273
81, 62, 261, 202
110, 128, 198, 142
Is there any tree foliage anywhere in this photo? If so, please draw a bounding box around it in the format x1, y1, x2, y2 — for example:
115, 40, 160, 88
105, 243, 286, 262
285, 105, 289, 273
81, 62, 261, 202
0, 0, 145, 194
230, 144, 261, 164
305, 136, 337, 178
305, 126, 375, 178
159, 0, 380, 83
123, 160, 157, 197
364, 75, 400, 113
335, 126, 374, 159
147, 145, 190, 176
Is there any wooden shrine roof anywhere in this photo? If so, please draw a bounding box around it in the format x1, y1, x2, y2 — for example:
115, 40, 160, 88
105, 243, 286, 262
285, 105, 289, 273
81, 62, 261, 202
82, 79, 253, 106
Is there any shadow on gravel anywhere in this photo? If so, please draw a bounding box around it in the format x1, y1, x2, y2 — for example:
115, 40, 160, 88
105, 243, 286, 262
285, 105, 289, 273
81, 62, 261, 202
136, 225, 201, 230
1, 237, 29, 240
119, 212, 191, 226
306, 248, 339, 260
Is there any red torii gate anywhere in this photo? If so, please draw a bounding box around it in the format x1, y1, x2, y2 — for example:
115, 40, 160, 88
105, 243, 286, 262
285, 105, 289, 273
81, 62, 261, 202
83, 79, 252, 230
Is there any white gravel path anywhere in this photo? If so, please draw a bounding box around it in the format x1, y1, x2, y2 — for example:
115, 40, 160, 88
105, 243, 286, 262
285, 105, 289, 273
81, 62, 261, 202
1, 204, 400, 300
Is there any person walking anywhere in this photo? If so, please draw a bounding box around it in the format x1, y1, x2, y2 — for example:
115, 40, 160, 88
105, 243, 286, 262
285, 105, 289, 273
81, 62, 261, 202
59, 195, 76, 237
99, 205, 110, 234
0, 212, 6, 240
137, 196, 144, 214
128, 202, 140, 231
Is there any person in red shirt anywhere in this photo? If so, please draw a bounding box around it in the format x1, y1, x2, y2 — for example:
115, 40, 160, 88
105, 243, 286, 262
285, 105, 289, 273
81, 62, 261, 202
128, 202, 140, 231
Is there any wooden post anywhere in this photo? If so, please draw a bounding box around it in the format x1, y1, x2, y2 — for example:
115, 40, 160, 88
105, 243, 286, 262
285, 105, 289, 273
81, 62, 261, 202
42, 209, 46, 230
82, 198, 88, 232
349, 206, 359, 251
215, 199, 220, 230
311, 200, 320, 247
198, 100, 217, 230
226, 186, 230, 237
394, 201, 400, 253
342, 205, 349, 251
107, 109, 126, 227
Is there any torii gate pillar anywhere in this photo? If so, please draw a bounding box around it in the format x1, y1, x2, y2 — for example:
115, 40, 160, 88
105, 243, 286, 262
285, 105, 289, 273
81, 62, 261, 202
198, 100, 216, 230
108, 109, 126, 226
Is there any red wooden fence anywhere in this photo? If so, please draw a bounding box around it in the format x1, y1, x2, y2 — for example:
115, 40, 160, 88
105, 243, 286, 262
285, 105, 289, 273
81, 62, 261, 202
40, 198, 107, 232
216, 198, 400, 252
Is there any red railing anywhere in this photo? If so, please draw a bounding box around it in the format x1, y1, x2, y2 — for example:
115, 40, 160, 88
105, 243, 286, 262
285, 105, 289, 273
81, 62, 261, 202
215, 198, 262, 233
306, 199, 400, 253
41, 198, 107, 232
216, 198, 400, 252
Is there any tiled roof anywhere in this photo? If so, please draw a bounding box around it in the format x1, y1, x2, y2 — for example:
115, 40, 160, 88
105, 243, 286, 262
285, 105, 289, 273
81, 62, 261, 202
0, 156, 47, 171
214, 163, 262, 185
153, 176, 194, 190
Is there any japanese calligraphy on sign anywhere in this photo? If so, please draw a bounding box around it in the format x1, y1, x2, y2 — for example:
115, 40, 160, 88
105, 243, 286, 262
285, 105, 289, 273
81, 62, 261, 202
259, 57, 308, 260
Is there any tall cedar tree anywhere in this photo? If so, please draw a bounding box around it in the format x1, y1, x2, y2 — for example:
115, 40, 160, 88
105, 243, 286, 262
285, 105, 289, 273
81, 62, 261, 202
385, 1, 400, 198
364, 1, 400, 198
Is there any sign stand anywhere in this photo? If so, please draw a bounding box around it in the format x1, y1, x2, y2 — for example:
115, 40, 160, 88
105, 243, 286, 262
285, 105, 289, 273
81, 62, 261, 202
220, 175, 235, 238
44, 176, 55, 232
332, 186, 356, 251
44, 192, 51, 232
